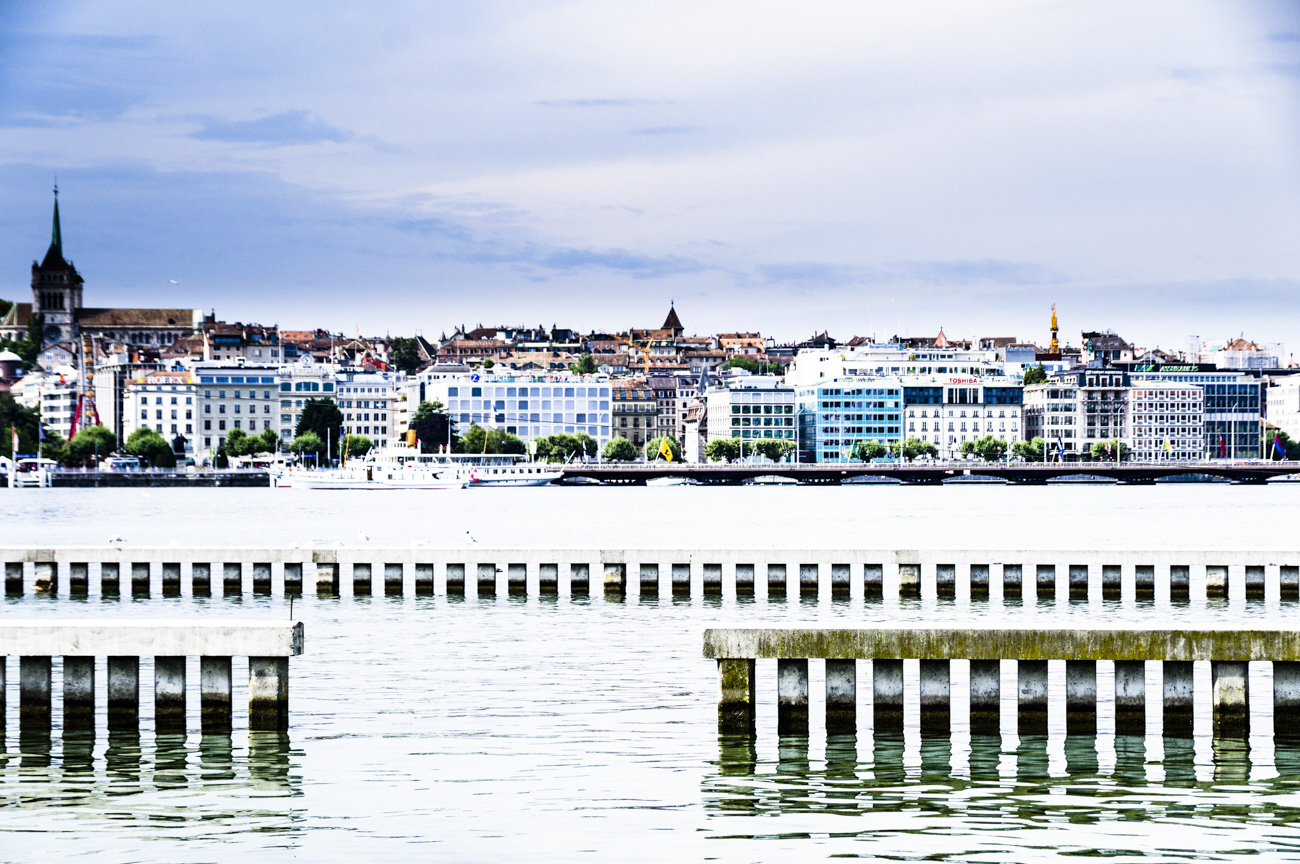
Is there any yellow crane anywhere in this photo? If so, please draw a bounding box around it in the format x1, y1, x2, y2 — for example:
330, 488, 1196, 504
602, 331, 652, 377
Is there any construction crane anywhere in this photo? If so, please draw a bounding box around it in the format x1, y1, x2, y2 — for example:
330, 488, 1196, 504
602, 331, 652, 378
69, 332, 101, 438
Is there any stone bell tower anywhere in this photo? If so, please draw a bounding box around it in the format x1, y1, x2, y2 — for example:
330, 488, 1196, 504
30, 185, 84, 345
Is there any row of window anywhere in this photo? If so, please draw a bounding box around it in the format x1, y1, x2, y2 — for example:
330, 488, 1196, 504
730, 417, 795, 427
731, 404, 794, 414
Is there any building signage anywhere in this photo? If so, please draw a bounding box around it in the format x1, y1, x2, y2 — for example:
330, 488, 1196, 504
947, 377, 978, 384
1128, 363, 1215, 373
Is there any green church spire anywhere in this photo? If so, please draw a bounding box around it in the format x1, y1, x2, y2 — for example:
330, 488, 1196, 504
51, 183, 61, 253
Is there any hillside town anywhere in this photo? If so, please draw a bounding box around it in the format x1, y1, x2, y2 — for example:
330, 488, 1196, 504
2, 193, 1298, 468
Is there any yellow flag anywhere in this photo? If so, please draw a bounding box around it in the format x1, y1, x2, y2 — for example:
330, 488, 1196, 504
406, 428, 417, 447
659, 437, 674, 462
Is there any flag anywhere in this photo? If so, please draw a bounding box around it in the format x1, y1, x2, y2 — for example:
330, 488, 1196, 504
1275, 434, 1286, 460
1164, 438, 1171, 454
10, 426, 17, 457
1055, 434, 1065, 461
406, 428, 417, 447
38, 425, 45, 443
659, 437, 674, 462
1218, 435, 1226, 458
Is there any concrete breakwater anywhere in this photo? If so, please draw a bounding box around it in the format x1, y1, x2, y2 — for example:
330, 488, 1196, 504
0, 620, 303, 734
2, 546, 1298, 603
47, 470, 270, 488
705, 626, 1300, 739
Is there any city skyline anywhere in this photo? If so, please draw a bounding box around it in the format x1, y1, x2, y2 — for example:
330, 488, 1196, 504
2, 1, 1299, 351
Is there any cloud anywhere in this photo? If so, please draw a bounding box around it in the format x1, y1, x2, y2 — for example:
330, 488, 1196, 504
758, 259, 1054, 287
630, 125, 700, 136
535, 98, 667, 108
190, 110, 353, 145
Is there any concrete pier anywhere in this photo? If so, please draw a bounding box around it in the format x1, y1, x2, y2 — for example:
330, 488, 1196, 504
776, 659, 809, 735
1114, 660, 1146, 735
192, 562, 211, 596
1206, 565, 1229, 599
70, 562, 90, 596
969, 659, 1000, 735
604, 563, 626, 597
316, 562, 339, 596
101, 562, 120, 596
640, 564, 659, 597
249, 657, 290, 732
1018, 660, 1049, 735
507, 563, 526, 595
1246, 565, 1265, 600
863, 564, 883, 599
1065, 660, 1097, 734
935, 564, 956, 599
1135, 565, 1155, 598
285, 562, 303, 596
1102, 565, 1121, 598
253, 562, 273, 595
477, 563, 497, 596
735, 564, 755, 596
163, 562, 182, 596
108, 656, 139, 729
537, 563, 557, 595
1003, 564, 1022, 598
1283, 566, 1300, 601
132, 562, 150, 597
155, 656, 187, 734
825, 659, 856, 734
570, 563, 589, 596
919, 659, 950, 734
970, 565, 990, 599
63, 656, 95, 730
1069, 565, 1089, 598
20, 656, 51, 728
1164, 660, 1194, 737
798, 564, 818, 597
830, 564, 850, 598
717, 658, 756, 735
223, 563, 242, 596
1275, 661, 1300, 738
1212, 661, 1249, 737
355, 563, 374, 596
672, 563, 690, 596
1036, 565, 1055, 603
201, 656, 232, 734
5, 561, 21, 596
446, 563, 466, 595
873, 659, 904, 733
898, 564, 920, 599
35, 561, 57, 594
767, 564, 786, 598
1170, 565, 1190, 600
703, 563, 722, 596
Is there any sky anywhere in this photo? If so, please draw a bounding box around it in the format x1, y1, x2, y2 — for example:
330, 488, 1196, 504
1, 1, 1299, 355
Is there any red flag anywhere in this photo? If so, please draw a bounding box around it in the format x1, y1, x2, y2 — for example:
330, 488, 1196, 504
1219, 435, 1226, 458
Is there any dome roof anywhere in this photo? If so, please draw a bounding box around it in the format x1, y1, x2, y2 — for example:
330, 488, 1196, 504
0, 350, 22, 362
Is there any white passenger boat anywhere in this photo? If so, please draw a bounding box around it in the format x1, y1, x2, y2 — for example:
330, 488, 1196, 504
273, 447, 463, 490
437, 454, 563, 487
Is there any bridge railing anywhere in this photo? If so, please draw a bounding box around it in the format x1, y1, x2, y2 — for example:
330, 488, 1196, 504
704, 626, 1300, 738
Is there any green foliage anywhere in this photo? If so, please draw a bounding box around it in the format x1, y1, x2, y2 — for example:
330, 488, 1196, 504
705, 439, 739, 462
124, 426, 176, 468
751, 438, 795, 461
343, 435, 373, 458
0, 310, 43, 369
67, 425, 116, 465
481, 358, 495, 370
722, 357, 780, 375
645, 434, 681, 462
460, 424, 527, 456
223, 427, 280, 457
0, 392, 42, 459
1271, 430, 1300, 460
602, 436, 638, 461
569, 354, 597, 375
851, 440, 888, 461
888, 437, 939, 461
535, 433, 598, 462
1022, 363, 1048, 386
961, 436, 1008, 461
294, 398, 344, 456
289, 431, 327, 461
258, 427, 280, 453
389, 337, 423, 375
40, 429, 68, 463
1089, 438, 1130, 461
411, 400, 458, 453
1011, 437, 1047, 462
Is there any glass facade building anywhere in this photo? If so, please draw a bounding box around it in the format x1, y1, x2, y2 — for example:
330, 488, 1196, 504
796, 378, 903, 463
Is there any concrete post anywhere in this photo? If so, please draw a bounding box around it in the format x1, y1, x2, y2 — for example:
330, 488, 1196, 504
919, 659, 950, 734
4, 562, 21, 596
107, 656, 139, 730
354, 563, 373, 596
415, 563, 434, 596
131, 562, 151, 597
736, 564, 755, 597
969, 565, 990, 600
1101, 565, 1121, 599
1018, 660, 1049, 735
639, 564, 659, 597
253, 562, 273, 595
101, 562, 120, 597
162, 562, 182, 597
604, 563, 626, 597
767, 564, 787, 599
1206, 565, 1228, 600
898, 564, 920, 599
70, 562, 89, 597
201, 656, 233, 734
447, 563, 466, 595
1002, 564, 1022, 598
873, 659, 904, 734
969, 659, 1000, 736
717, 658, 756, 735
223, 563, 243, 596
670, 563, 691, 597
284, 563, 304, 596
249, 657, 289, 732
568, 563, 588, 597
825, 659, 856, 735
192, 562, 211, 597
935, 564, 956, 599
477, 564, 497, 597
1114, 660, 1146, 736
1245, 565, 1265, 600
798, 564, 818, 597
63, 656, 95, 731
1135, 565, 1155, 598
863, 564, 883, 599
537, 563, 557, 596
387, 563, 406, 597
777, 658, 809, 735
1282, 566, 1300, 602
1163, 660, 1194, 737
1068, 565, 1089, 599
0, 656, 5, 724
34, 561, 56, 594
1065, 660, 1097, 735
1212, 661, 1249, 737
316, 562, 339, 597
19, 656, 51, 729
703, 563, 722, 596
507, 563, 526, 596
1035, 565, 1056, 603
1169, 565, 1190, 601
1274, 661, 1300, 739
154, 656, 187, 735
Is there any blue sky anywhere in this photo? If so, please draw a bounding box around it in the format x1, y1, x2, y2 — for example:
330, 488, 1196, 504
1, 1, 1298, 354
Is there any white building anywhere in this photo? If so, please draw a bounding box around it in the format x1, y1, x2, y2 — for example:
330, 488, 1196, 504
795, 377, 903, 463
705, 374, 796, 445
1267, 375, 1300, 442
1128, 382, 1204, 461
195, 364, 282, 455
336, 370, 403, 446
122, 370, 196, 451
786, 344, 1002, 389
901, 375, 1023, 459
277, 364, 339, 442
424, 373, 613, 451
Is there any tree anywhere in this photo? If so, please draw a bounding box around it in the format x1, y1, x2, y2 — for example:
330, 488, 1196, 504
646, 434, 682, 462
962, 436, 1008, 461
481, 358, 495, 370
705, 439, 740, 463
751, 439, 795, 462
535, 433, 597, 462
41, 429, 68, 463
569, 354, 597, 375
851, 440, 888, 461
1011, 437, 1047, 462
343, 434, 373, 458
67, 425, 116, 466
289, 431, 327, 462
411, 400, 458, 453
257, 427, 280, 453
722, 357, 779, 375
602, 437, 637, 461
1023, 364, 1048, 386
294, 398, 344, 457
224, 428, 252, 457
1089, 438, 1131, 462
0, 309, 43, 369
461, 424, 527, 456
889, 437, 938, 461
389, 337, 423, 374
0, 393, 40, 460
124, 427, 176, 468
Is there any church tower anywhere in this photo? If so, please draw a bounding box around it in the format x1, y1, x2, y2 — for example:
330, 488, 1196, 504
31, 186, 84, 345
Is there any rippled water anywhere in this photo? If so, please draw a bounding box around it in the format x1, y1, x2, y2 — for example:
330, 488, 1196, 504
3, 485, 1300, 862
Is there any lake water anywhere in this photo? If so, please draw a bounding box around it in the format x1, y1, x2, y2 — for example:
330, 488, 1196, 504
3, 484, 1300, 862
